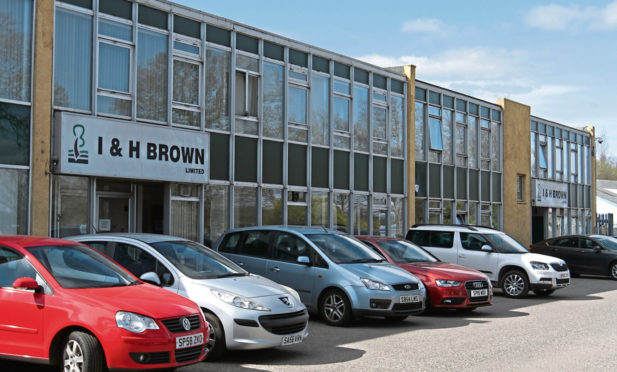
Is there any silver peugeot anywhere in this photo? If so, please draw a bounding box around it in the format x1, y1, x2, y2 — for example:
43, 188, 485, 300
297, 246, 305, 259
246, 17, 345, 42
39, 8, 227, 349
68, 233, 308, 360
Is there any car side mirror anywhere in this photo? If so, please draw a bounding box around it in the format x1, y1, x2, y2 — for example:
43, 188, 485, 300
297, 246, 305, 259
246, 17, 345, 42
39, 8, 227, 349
297, 256, 311, 265
481, 245, 494, 252
593, 246, 602, 253
12, 277, 40, 292
140, 272, 161, 286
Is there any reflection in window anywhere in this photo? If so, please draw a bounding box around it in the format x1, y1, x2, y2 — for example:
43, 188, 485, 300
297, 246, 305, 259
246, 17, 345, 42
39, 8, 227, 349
54, 9, 91, 110
263, 62, 284, 139
442, 110, 453, 165
311, 75, 330, 146
173, 59, 200, 127
539, 143, 548, 169
0, 102, 29, 166
353, 194, 369, 235
0, 167, 28, 234
428, 117, 443, 151
391, 96, 404, 157
334, 193, 349, 233
468, 116, 477, 168
137, 28, 167, 122
372, 196, 387, 236
204, 185, 228, 247
262, 188, 283, 225
0, 0, 32, 102
415, 102, 425, 161
234, 186, 257, 228
311, 191, 329, 227
353, 85, 369, 152
206, 47, 230, 131
286, 86, 306, 127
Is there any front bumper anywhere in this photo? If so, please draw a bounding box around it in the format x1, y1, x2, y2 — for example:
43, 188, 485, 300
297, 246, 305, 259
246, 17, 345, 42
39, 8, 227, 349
427, 280, 493, 309
226, 309, 309, 350
107, 315, 207, 370
347, 285, 426, 317
528, 269, 570, 290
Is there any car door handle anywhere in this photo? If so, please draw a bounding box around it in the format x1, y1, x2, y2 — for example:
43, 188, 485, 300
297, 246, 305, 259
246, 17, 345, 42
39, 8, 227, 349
270, 266, 280, 272
458, 254, 465, 258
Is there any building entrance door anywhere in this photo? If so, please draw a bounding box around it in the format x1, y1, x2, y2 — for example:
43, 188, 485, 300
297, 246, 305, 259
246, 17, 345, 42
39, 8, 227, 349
532, 215, 544, 244
97, 194, 132, 233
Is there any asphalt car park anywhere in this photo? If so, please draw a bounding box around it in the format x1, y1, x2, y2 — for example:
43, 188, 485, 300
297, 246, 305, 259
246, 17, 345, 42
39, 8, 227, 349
8, 277, 615, 371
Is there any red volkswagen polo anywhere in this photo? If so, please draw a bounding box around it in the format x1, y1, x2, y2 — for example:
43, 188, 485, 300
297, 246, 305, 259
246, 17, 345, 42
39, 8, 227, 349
0, 236, 208, 371
357, 236, 492, 313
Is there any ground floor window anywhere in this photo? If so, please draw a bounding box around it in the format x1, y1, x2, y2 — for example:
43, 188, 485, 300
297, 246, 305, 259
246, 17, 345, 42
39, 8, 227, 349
0, 167, 28, 234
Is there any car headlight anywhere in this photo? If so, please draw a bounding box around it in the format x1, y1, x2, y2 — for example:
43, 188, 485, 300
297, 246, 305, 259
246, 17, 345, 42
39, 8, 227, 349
116, 311, 159, 333
435, 279, 462, 287
360, 278, 391, 291
530, 261, 549, 271
211, 289, 270, 311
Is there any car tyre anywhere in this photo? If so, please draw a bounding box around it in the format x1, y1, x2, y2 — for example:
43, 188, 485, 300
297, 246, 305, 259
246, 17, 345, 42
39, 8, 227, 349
500, 270, 529, 298
319, 288, 352, 326
62, 331, 104, 372
533, 289, 555, 297
610, 262, 617, 280
415, 291, 432, 316
204, 312, 226, 361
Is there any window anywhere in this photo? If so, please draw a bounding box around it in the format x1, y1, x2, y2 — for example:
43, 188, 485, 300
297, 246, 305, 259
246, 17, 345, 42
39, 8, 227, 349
97, 20, 133, 117
391, 95, 405, 157
218, 232, 242, 253
272, 233, 308, 263
235, 54, 259, 123
407, 230, 454, 248
311, 74, 330, 146
262, 188, 283, 225
333, 79, 351, 149
263, 62, 284, 139
113, 243, 174, 286
288, 191, 307, 225
137, 28, 167, 122
0, 168, 28, 234
353, 85, 369, 152
539, 143, 548, 169
172, 59, 201, 127
0, 247, 36, 287
205, 47, 230, 131
428, 117, 443, 151
460, 233, 489, 251
204, 185, 228, 247
517, 174, 525, 202
0, 102, 30, 166
238, 231, 271, 258
0, 0, 33, 102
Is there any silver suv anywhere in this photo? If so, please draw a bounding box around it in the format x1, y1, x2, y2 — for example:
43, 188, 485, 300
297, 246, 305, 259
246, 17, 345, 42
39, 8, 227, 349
406, 225, 570, 298
215, 226, 426, 326
68, 234, 308, 360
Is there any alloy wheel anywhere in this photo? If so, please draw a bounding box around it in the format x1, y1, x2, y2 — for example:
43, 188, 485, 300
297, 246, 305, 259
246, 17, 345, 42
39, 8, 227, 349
63, 340, 84, 372
205, 322, 216, 354
503, 273, 525, 296
323, 293, 346, 322
611, 264, 617, 279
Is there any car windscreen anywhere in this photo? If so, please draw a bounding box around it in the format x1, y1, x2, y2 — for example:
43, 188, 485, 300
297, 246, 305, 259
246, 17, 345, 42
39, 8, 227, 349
594, 236, 617, 251
376, 240, 439, 264
27, 245, 137, 289
150, 240, 247, 279
485, 233, 529, 254
306, 234, 385, 264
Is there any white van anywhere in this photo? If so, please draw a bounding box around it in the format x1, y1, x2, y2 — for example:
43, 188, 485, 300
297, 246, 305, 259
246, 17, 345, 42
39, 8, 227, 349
406, 225, 570, 298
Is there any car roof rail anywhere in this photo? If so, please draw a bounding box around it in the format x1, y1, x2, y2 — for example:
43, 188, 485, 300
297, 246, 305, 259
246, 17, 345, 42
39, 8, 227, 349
410, 224, 478, 231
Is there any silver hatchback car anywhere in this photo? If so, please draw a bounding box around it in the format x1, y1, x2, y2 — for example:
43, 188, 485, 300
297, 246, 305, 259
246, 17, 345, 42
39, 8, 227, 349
68, 234, 309, 360
215, 226, 426, 326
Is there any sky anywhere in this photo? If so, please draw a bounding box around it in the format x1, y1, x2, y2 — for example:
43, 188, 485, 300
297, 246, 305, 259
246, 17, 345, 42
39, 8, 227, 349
175, 0, 617, 155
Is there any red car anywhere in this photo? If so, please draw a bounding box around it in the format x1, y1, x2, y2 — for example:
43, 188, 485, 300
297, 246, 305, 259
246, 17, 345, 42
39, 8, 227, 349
0, 236, 208, 370
357, 236, 492, 313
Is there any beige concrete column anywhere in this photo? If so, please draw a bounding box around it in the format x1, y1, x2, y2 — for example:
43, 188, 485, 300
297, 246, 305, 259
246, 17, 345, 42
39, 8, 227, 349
403, 65, 416, 228
30, 0, 54, 235
497, 98, 532, 246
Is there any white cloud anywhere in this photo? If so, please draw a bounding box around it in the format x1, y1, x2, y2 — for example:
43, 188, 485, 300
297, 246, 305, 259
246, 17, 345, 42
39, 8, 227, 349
524, 1, 617, 31
401, 18, 449, 35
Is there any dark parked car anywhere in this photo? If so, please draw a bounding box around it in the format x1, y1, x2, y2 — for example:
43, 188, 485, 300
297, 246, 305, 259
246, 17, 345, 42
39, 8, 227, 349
530, 235, 617, 279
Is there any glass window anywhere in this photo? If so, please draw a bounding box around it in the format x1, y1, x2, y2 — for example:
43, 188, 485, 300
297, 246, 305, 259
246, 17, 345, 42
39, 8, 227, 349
210, 133, 229, 180
113, 243, 173, 285
238, 230, 271, 258
0, 0, 33, 102
205, 47, 230, 131
428, 117, 443, 151
442, 110, 453, 165
311, 75, 329, 146
263, 140, 283, 184
333, 96, 350, 132
334, 151, 349, 189
390, 197, 405, 237
262, 188, 283, 225
206, 24, 230, 47
517, 174, 525, 202
539, 143, 548, 169
52, 175, 88, 238
429, 231, 454, 248
456, 167, 467, 199
372, 196, 387, 236
288, 86, 307, 124
204, 185, 228, 247
491, 122, 500, 172
171, 185, 200, 242
391, 96, 404, 157
312, 148, 329, 188
173, 59, 200, 127
99, 19, 131, 41
0, 168, 28, 234
263, 62, 284, 139
372, 106, 386, 139
289, 49, 307, 67
460, 233, 490, 251
264, 41, 283, 61
414, 198, 426, 224
353, 85, 369, 152
234, 187, 257, 228
334, 62, 350, 79
311, 191, 329, 227
468, 116, 477, 168
288, 191, 307, 225
288, 144, 307, 186
415, 102, 425, 161
99, 43, 130, 93
235, 71, 258, 117
137, 28, 167, 122
54, 8, 91, 110
0, 247, 37, 288
373, 156, 387, 193
353, 195, 369, 235
354, 154, 369, 191
0, 102, 29, 166
334, 193, 350, 233
391, 158, 404, 195
235, 136, 257, 182
272, 233, 309, 262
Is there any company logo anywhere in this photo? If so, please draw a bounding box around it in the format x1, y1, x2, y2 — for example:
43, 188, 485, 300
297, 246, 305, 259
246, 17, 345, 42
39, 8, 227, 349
68, 124, 88, 164
473, 282, 484, 288
404, 284, 412, 290
279, 296, 294, 308
181, 317, 191, 331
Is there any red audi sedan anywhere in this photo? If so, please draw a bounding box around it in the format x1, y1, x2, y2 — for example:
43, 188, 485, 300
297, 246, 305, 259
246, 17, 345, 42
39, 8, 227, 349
357, 236, 492, 313
0, 236, 208, 370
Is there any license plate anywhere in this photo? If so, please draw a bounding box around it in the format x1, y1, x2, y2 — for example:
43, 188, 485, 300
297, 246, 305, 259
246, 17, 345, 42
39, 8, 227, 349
176, 333, 204, 349
559, 272, 569, 279
282, 334, 303, 345
471, 289, 488, 297
400, 295, 421, 303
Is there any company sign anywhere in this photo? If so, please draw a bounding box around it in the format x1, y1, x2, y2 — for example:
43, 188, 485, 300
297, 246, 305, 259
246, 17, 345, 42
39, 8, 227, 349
533, 179, 568, 208
55, 112, 209, 183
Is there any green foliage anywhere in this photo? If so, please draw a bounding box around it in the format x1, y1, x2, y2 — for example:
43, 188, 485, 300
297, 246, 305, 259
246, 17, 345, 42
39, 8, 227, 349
596, 153, 617, 180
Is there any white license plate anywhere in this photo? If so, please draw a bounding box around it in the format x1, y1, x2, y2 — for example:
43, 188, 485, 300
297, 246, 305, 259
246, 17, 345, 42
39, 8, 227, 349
176, 333, 204, 349
471, 289, 488, 297
400, 295, 421, 303
559, 272, 570, 279
282, 334, 303, 346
